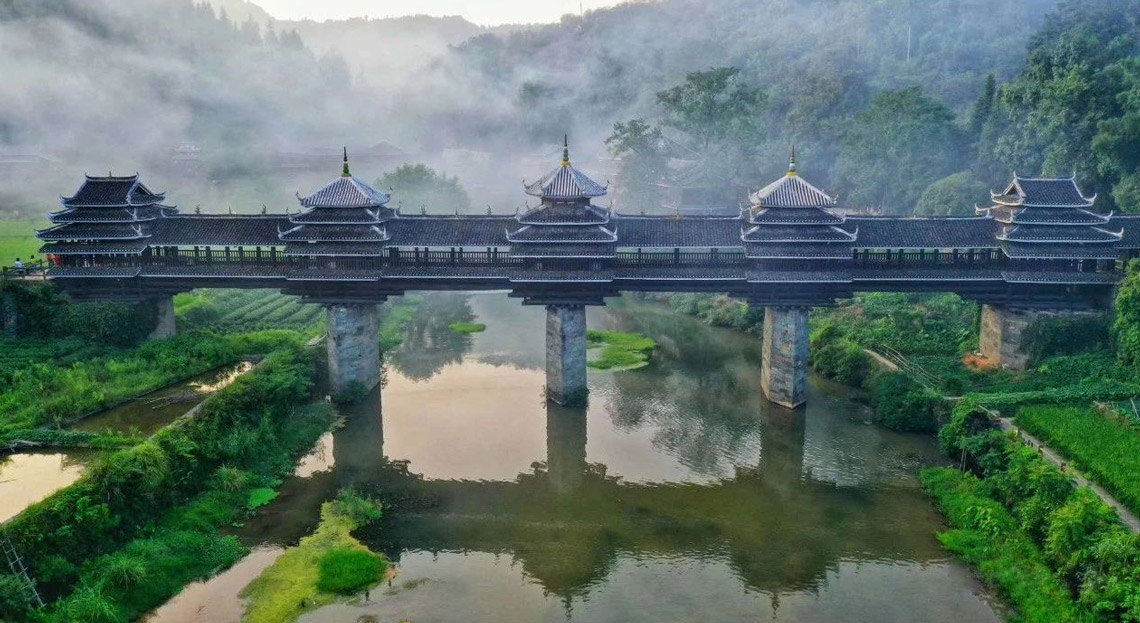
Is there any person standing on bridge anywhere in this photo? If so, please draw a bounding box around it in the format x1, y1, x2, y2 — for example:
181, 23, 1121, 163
13, 258, 24, 276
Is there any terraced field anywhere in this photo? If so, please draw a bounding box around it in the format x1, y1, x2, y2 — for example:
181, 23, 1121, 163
175, 289, 326, 334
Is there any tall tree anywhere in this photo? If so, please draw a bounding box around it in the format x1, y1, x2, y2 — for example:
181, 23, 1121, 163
839, 87, 965, 213
379, 164, 471, 214
606, 119, 666, 214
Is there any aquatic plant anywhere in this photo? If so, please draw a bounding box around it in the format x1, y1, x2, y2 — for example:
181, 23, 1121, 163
242, 490, 386, 623
586, 329, 657, 371
448, 322, 486, 334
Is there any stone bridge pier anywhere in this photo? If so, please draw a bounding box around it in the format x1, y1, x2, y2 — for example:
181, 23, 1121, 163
545, 304, 588, 406
760, 306, 810, 409
146, 295, 177, 340
326, 303, 381, 395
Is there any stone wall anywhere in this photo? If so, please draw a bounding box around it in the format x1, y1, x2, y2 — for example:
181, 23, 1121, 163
327, 303, 381, 395
545, 304, 588, 406
761, 306, 809, 408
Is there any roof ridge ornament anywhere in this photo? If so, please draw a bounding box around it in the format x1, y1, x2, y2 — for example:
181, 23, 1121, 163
342, 147, 351, 178
788, 145, 797, 177
562, 134, 570, 166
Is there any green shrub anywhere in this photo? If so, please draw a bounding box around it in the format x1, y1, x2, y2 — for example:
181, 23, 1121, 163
868, 372, 942, 432
810, 322, 870, 386
449, 322, 486, 334
1023, 314, 1110, 366
1115, 259, 1140, 369
921, 468, 1084, 623
332, 379, 369, 404
247, 487, 279, 510
316, 547, 385, 594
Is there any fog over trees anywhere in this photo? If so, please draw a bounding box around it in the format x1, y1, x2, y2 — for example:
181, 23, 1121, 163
3, 0, 1140, 215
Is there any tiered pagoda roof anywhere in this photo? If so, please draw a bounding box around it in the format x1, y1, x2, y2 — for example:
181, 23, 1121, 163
508, 137, 616, 263
977, 175, 1120, 259
280, 150, 393, 255
38, 174, 177, 255
741, 150, 855, 261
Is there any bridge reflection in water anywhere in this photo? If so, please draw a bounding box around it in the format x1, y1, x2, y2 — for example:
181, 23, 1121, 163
267, 293, 1003, 623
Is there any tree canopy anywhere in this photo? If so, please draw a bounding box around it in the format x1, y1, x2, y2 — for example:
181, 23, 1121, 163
378, 164, 472, 214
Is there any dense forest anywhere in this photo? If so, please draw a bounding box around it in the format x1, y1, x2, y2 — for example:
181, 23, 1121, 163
4, 0, 1140, 215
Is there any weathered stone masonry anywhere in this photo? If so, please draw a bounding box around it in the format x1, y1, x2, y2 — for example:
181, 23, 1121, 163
545, 304, 588, 406
327, 303, 381, 395
761, 306, 810, 409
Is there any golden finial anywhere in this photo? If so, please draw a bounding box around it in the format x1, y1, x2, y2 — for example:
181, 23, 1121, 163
561, 134, 570, 166
342, 147, 351, 177
788, 145, 797, 177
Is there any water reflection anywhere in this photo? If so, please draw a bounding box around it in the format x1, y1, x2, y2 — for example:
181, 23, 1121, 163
152, 293, 1002, 623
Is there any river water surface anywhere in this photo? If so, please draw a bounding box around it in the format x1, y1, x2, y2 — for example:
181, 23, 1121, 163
148, 292, 1005, 623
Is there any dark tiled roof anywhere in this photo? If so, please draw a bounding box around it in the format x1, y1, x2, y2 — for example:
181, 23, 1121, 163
50, 205, 172, 223
141, 266, 285, 278
286, 268, 384, 281
742, 225, 854, 242
1001, 271, 1121, 284
853, 268, 1003, 281
999, 225, 1121, 243
748, 207, 843, 225
614, 266, 746, 280
151, 215, 286, 246
1006, 177, 1094, 207
518, 202, 609, 225
48, 267, 141, 278
1004, 206, 1109, 225
614, 217, 741, 247
507, 225, 616, 243
750, 174, 835, 208
511, 269, 614, 282
387, 216, 512, 247
510, 244, 615, 258
299, 176, 390, 208
384, 266, 507, 279
745, 243, 852, 259
290, 207, 392, 224
847, 217, 998, 249
62, 175, 166, 207
1000, 241, 1120, 259
279, 224, 389, 242
38, 223, 150, 240
40, 240, 148, 255
285, 242, 387, 256
1111, 215, 1140, 248
524, 163, 607, 199
747, 270, 852, 283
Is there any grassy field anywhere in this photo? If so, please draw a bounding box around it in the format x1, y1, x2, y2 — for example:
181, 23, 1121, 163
0, 219, 47, 267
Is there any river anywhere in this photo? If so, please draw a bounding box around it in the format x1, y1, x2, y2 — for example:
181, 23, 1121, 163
146, 292, 1004, 623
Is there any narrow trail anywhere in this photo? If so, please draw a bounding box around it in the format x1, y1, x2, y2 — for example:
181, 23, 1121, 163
997, 417, 1140, 533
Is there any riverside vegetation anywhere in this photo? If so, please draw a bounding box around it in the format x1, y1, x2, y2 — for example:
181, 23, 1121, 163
0, 345, 335, 622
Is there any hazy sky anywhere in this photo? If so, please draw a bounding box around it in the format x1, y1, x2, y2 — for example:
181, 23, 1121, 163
254, 0, 630, 25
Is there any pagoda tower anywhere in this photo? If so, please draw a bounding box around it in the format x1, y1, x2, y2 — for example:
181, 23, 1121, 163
509, 137, 614, 406
742, 150, 854, 409
39, 174, 177, 260
508, 135, 616, 266
741, 148, 854, 264
285, 150, 392, 395
978, 174, 1119, 263
279, 148, 393, 258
